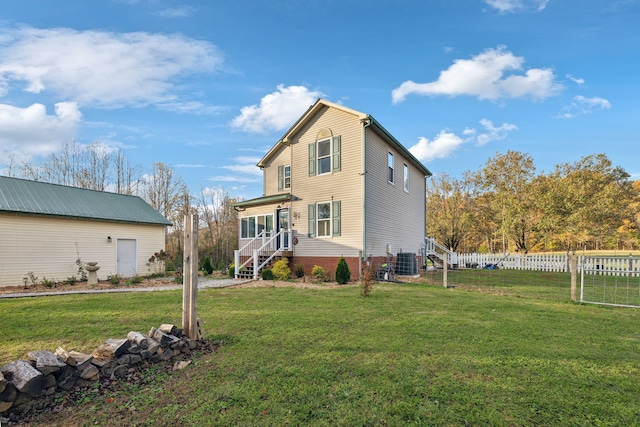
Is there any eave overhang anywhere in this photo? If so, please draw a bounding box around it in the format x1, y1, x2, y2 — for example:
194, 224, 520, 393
232, 193, 293, 210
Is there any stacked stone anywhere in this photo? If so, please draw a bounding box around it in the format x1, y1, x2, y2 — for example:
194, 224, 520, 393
0, 324, 198, 415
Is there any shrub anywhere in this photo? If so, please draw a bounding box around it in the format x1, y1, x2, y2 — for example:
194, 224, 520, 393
228, 264, 235, 278
360, 262, 375, 297
312, 265, 329, 282
125, 275, 144, 285
25, 272, 38, 287
293, 263, 305, 278
41, 277, 56, 289
64, 276, 77, 285
335, 256, 351, 284
261, 268, 274, 280
271, 258, 291, 280
107, 274, 122, 285
174, 274, 183, 284
202, 256, 214, 275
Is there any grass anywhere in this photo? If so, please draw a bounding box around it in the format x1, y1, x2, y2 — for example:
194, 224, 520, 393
1, 275, 639, 426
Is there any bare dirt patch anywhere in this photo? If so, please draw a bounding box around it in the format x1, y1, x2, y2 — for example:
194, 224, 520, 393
229, 279, 350, 290
0, 277, 179, 295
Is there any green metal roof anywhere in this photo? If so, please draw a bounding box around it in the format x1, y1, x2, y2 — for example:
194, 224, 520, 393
0, 176, 172, 226
232, 193, 292, 209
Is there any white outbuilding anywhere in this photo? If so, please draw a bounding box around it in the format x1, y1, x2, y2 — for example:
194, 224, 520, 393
0, 176, 172, 288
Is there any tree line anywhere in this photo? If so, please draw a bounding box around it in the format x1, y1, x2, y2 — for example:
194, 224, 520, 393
427, 151, 639, 254
0, 141, 239, 270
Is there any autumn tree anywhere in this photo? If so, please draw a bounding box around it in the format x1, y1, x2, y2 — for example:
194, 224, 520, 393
198, 188, 238, 268
476, 151, 542, 254
549, 154, 634, 250
426, 173, 473, 252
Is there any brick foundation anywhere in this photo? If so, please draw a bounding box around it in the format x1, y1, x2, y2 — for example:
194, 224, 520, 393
290, 256, 362, 281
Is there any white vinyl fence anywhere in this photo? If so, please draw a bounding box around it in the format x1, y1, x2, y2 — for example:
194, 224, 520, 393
457, 253, 573, 272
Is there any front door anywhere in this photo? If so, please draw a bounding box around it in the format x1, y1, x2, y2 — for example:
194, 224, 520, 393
116, 239, 137, 276
276, 208, 289, 250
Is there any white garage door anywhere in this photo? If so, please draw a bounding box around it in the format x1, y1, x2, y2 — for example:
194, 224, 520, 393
116, 239, 137, 277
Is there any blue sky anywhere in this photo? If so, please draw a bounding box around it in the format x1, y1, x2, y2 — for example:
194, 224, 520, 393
1, 0, 638, 200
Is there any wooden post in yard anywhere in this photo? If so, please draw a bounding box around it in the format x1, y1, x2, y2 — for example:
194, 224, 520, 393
443, 252, 448, 288
570, 255, 578, 302
182, 214, 202, 339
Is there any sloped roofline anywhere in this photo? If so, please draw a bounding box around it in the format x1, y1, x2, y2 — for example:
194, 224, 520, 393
0, 176, 172, 226
258, 99, 366, 168
257, 98, 432, 177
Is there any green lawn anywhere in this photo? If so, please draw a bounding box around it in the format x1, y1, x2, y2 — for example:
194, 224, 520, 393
1, 278, 639, 426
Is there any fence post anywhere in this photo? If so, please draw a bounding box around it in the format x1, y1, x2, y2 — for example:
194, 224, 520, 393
570, 255, 578, 302
443, 252, 448, 288
182, 214, 201, 339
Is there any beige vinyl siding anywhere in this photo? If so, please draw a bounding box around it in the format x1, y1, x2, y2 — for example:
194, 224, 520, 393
263, 145, 291, 196
0, 214, 165, 287
364, 128, 426, 257
288, 105, 364, 258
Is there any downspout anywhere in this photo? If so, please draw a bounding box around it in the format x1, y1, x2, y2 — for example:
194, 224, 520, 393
361, 117, 372, 277
287, 138, 293, 257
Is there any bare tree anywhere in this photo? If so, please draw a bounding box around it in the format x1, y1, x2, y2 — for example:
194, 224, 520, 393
75, 143, 112, 191
0, 152, 19, 177
141, 162, 185, 219
114, 150, 141, 195
42, 141, 82, 186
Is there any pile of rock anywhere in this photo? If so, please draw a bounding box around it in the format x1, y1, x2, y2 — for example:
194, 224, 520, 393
0, 324, 199, 418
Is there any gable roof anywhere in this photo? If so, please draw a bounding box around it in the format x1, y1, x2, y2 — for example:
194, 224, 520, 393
0, 176, 172, 226
258, 98, 432, 177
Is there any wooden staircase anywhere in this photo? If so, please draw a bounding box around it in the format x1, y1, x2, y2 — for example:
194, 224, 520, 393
234, 229, 291, 279
236, 252, 282, 279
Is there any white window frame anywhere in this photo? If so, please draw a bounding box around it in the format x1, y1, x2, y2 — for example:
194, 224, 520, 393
403, 163, 409, 192
284, 165, 291, 189
388, 152, 394, 184
317, 138, 332, 175
241, 214, 274, 239
316, 201, 332, 237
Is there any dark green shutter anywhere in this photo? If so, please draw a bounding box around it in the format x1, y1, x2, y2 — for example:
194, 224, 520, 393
308, 204, 316, 237
332, 136, 341, 172
308, 143, 316, 176
277, 165, 283, 191
332, 200, 341, 236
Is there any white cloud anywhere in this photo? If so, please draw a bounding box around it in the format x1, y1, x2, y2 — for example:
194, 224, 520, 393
408, 117, 517, 162
0, 102, 81, 156
485, 0, 550, 13
208, 175, 261, 183
475, 118, 518, 145
207, 156, 263, 183
392, 46, 561, 103
557, 95, 611, 119
231, 85, 324, 134
566, 74, 585, 85
408, 131, 465, 163
0, 26, 223, 108
222, 163, 263, 176
157, 101, 225, 115
157, 6, 196, 18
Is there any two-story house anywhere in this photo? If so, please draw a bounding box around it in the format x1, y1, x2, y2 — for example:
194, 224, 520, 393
233, 99, 431, 280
